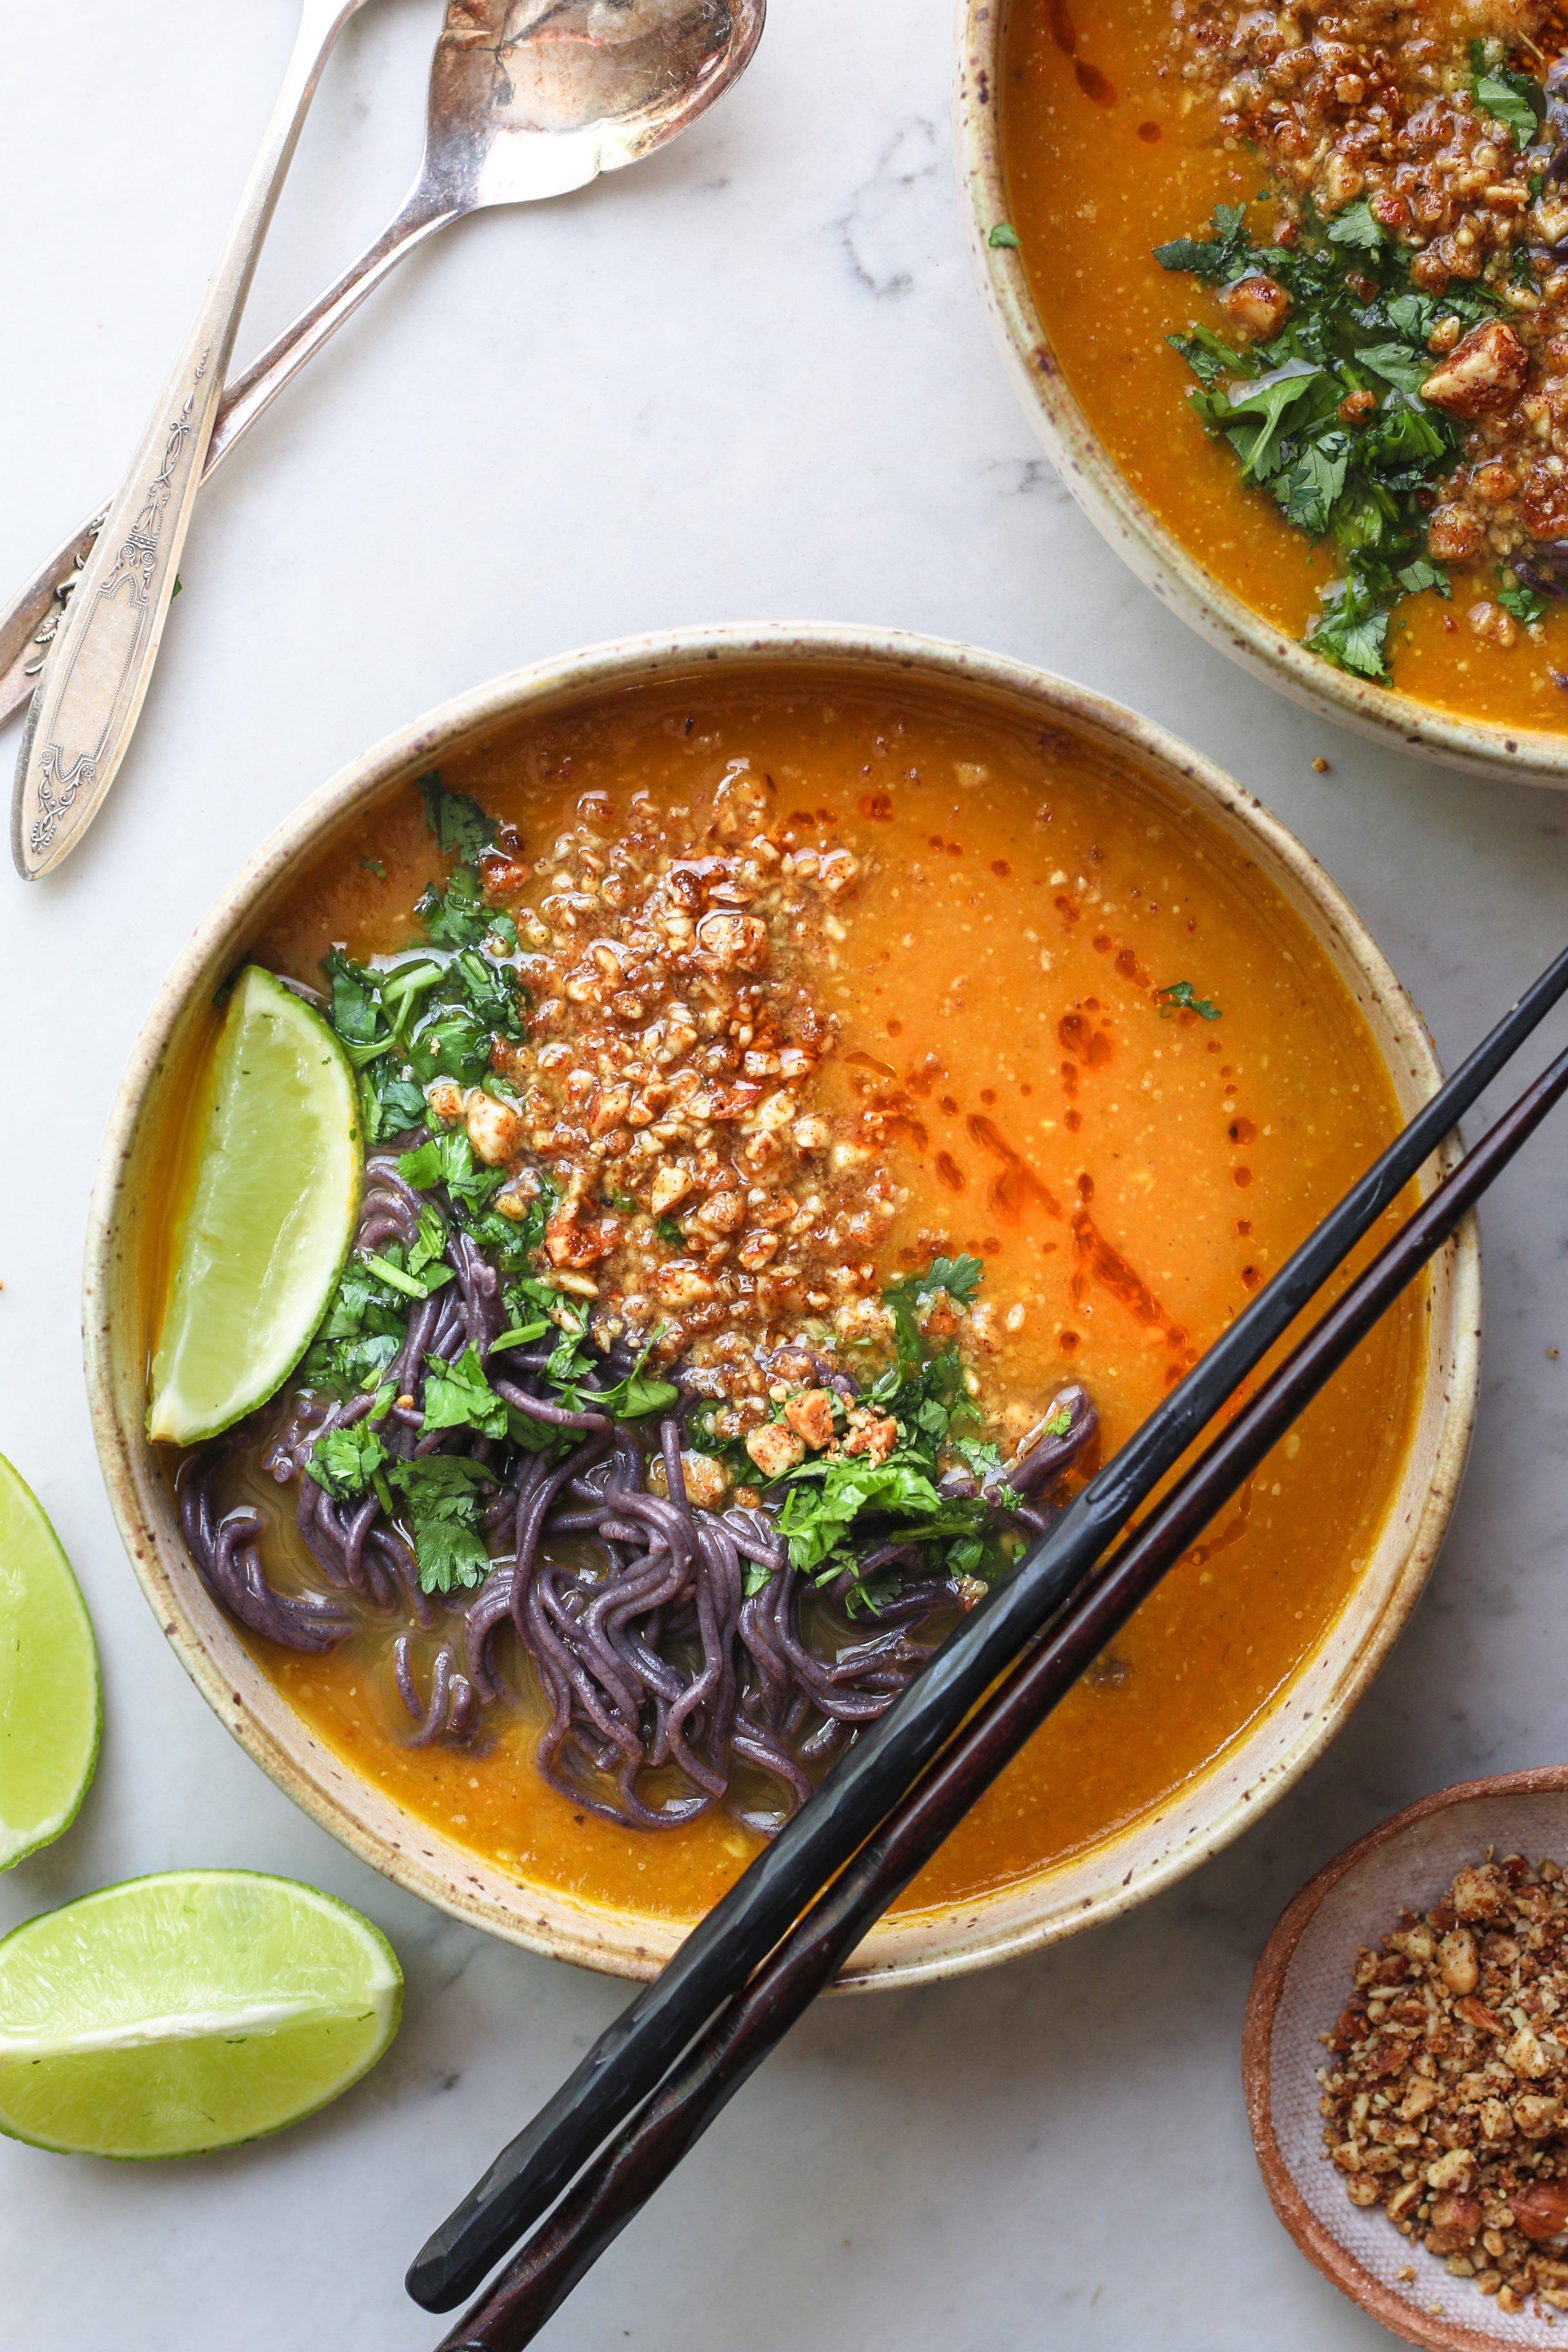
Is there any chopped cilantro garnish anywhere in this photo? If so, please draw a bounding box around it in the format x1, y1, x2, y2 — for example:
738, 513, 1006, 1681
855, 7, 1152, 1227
299, 1260, 411, 1395
1155, 981, 1222, 1021
1153, 202, 1253, 282
1309, 573, 1393, 680
883, 1253, 985, 1371
386, 1455, 494, 1592
422, 1344, 509, 1440
1499, 574, 1548, 627
398, 1129, 505, 1212
988, 221, 1023, 250
416, 864, 493, 952
360, 1248, 449, 1301
306, 1422, 389, 1502
656, 1215, 684, 1246
419, 774, 495, 864
1471, 62, 1540, 152
1325, 199, 1384, 253
1154, 196, 1486, 682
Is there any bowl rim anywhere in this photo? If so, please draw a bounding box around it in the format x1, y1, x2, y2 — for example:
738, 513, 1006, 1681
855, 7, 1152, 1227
1244, 1765, 1568, 2351
83, 617, 1482, 1989
950, 0, 1568, 787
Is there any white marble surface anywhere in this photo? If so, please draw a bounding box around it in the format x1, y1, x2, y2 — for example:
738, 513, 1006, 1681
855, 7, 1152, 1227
5, 3, 1568, 2345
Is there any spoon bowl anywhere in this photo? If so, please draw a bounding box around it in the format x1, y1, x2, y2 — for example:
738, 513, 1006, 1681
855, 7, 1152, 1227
426, 0, 764, 206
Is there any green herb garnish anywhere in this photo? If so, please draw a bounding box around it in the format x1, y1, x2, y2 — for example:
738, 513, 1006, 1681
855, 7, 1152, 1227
1155, 981, 1222, 1020
306, 1422, 389, 1502
422, 1344, 509, 1440
1155, 199, 1509, 681
386, 1455, 495, 1592
1499, 574, 1548, 627
420, 774, 495, 865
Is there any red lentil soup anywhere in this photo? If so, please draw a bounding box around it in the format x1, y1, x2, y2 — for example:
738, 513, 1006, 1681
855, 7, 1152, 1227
1000, 0, 1568, 726
147, 674, 1424, 1933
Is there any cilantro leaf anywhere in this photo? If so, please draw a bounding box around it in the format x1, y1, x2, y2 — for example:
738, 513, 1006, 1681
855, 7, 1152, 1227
1168, 326, 1260, 390
1222, 361, 1326, 482
416, 864, 492, 952
1275, 433, 1349, 534
988, 221, 1022, 250
1498, 574, 1548, 626
1396, 557, 1451, 598
777, 1455, 952, 1578
883, 1253, 985, 1371
1308, 572, 1392, 680
387, 1455, 494, 1593
1473, 68, 1539, 150
419, 774, 495, 864
422, 1344, 509, 1440
1354, 343, 1432, 397
407, 1205, 449, 1280
300, 1260, 410, 1395
307, 1423, 388, 1502
398, 1128, 507, 1213
586, 1333, 681, 1422
362, 1062, 427, 1140
1153, 203, 1251, 281
1326, 200, 1385, 252
1155, 980, 1222, 1020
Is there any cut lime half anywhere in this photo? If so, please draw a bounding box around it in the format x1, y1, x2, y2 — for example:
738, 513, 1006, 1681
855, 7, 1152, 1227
0, 1869, 402, 2157
149, 965, 362, 1446
0, 1457, 100, 1870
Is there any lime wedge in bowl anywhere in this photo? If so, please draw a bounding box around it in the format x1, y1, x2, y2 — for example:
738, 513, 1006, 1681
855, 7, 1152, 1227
0, 1869, 402, 2157
0, 1457, 101, 1870
148, 965, 362, 1445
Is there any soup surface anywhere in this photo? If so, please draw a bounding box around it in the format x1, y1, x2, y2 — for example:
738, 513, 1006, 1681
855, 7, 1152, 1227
149, 674, 1424, 1932
1001, 0, 1568, 729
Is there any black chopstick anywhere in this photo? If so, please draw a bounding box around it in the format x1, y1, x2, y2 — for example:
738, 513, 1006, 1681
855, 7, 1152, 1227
435, 1026, 1568, 2352
408, 943, 1568, 2317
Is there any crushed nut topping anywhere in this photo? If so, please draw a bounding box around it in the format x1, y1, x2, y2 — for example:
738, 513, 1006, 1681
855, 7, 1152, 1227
1320, 1851, 1568, 2316
1167, 0, 1568, 579
442, 763, 905, 1397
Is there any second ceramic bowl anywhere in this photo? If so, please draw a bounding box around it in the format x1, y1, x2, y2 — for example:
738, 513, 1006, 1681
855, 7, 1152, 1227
952, 0, 1568, 786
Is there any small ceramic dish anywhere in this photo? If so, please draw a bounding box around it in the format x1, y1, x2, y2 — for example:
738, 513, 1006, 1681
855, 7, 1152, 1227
1245, 1767, 1568, 2349
84, 622, 1480, 1986
951, 0, 1568, 787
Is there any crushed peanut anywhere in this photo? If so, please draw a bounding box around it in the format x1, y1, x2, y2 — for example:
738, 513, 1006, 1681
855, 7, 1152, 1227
1320, 1852, 1568, 2315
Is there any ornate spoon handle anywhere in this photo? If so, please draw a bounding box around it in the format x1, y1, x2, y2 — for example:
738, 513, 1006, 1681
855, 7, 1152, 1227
10, 0, 371, 879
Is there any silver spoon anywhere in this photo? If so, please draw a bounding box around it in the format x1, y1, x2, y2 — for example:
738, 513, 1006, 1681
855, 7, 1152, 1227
8, 0, 381, 879
7, 0, 765, 876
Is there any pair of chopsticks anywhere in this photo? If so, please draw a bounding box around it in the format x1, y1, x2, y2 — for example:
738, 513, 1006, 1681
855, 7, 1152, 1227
410, 941, 1568, 2349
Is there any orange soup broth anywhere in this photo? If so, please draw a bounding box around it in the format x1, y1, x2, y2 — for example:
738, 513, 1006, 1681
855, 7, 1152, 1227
999, 0, 1568, 729
152, 676, 1424, 1932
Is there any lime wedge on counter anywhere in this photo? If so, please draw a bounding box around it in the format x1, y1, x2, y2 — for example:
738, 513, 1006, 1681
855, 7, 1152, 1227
0, 1870, 402, 2157
148, 965, 362, 1445
0, 1458, 100, 1870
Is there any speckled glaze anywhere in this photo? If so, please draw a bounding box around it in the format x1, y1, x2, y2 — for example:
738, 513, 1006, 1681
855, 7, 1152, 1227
83, 623, 1481, 1988
953, 0, 1568, 787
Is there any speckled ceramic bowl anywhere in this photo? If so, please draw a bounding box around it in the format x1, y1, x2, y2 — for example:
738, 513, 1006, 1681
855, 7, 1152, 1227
84, 622, 1481, 1987
953, 0, 1568, 785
